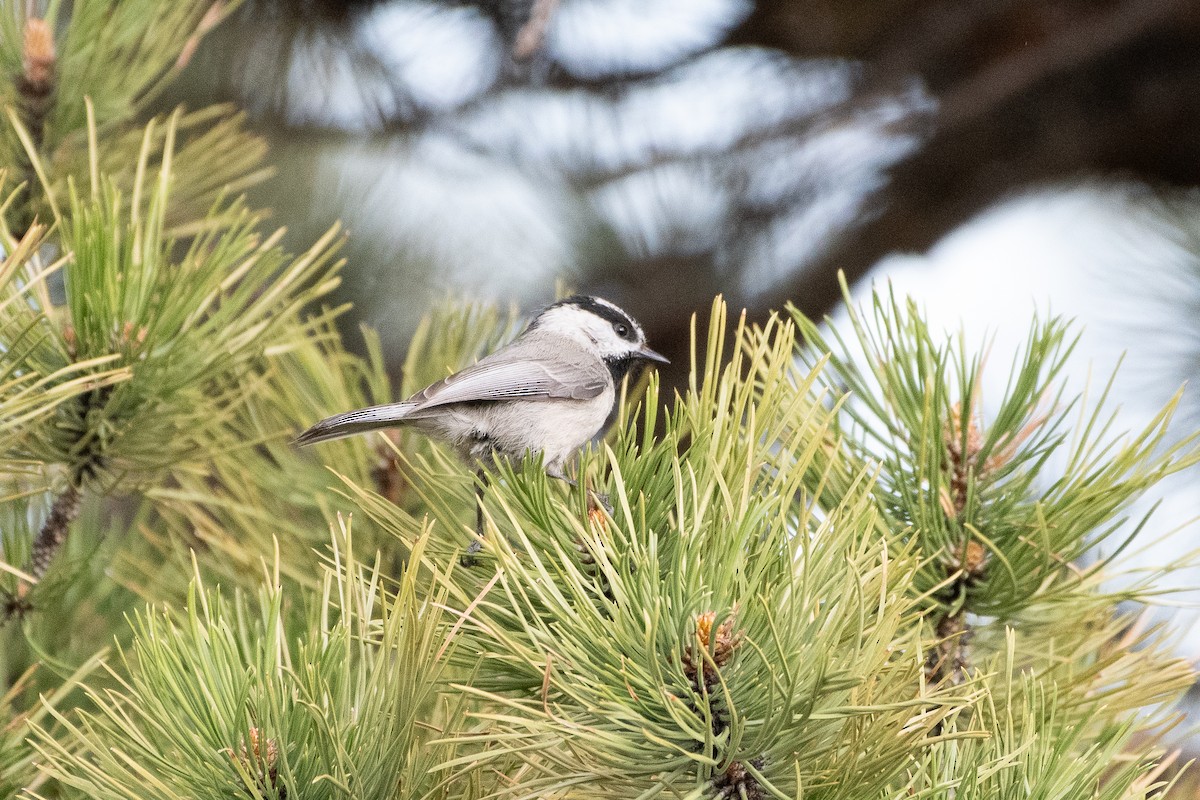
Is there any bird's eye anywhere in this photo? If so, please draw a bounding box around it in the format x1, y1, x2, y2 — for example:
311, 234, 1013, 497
613, 323, 630, 339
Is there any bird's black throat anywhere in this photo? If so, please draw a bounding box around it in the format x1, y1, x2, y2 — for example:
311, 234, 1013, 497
603, 354, 642, 384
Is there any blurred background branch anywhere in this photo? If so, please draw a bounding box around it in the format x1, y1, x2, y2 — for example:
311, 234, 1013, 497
758, 0, 1200, 312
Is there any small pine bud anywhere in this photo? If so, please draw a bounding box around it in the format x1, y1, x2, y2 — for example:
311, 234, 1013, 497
586, 503, 606, 529
13, 18, 56, 233
942, 391, 1047, 519
683, 611, 742, 688
22, 19, 55, 91
17, 18, 56, 141
63, 324, 76, 359
948, 538, 988, 583
227, 727, 284, 798
244, 727, 278, 768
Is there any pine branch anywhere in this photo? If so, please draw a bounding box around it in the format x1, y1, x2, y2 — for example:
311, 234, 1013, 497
1, 110, 343, 580
792, 275, 1200, 622
14, 289, 1199, 799
342, 299, 968, 798
0, 2, 264, 230
27, 522, 500, 800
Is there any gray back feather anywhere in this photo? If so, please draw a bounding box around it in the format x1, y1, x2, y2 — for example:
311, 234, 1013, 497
405, 336, 607, 411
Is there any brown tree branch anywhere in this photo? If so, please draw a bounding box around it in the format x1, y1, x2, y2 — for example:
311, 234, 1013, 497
938, 0, 1195, 128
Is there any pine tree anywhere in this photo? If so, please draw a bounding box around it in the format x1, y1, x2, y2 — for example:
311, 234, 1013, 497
2, 3, 1199, 800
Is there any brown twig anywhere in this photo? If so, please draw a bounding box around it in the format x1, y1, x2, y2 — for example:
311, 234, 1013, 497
177, 2, 226, 69
27, 483, 81, 583
924, 610, 970, 687
938, 0, 1194, 128
513, 0, 559, 60
370, 432, 408, 505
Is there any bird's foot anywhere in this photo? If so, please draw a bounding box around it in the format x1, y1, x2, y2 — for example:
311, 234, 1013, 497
460, 537, 483, 568
587, 489, 613, 516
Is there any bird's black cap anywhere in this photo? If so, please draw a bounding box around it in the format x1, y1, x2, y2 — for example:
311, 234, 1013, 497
540, 295, 639, 334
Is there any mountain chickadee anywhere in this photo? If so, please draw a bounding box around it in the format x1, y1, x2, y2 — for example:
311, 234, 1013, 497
295, 295, 668, 552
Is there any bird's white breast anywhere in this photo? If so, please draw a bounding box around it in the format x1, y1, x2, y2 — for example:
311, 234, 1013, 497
480, 387, 614, 469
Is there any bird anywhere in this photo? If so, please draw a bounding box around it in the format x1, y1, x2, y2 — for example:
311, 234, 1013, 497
295, 295, 668, 555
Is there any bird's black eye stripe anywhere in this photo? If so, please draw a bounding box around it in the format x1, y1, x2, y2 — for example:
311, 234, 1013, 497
539, 295, 640, 339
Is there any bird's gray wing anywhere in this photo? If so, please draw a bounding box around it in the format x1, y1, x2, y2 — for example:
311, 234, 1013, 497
406, 350, 607, 412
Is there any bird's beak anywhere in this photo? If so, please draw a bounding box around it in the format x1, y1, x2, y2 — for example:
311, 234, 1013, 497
637, 346, 670, 364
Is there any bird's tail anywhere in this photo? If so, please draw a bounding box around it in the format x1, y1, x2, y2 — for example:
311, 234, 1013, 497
294, 402, 419, 446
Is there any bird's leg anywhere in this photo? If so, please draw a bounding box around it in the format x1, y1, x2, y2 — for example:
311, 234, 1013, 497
475, 470, 487, 536
545, 462, 575, 487
461, 469, 487, 567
